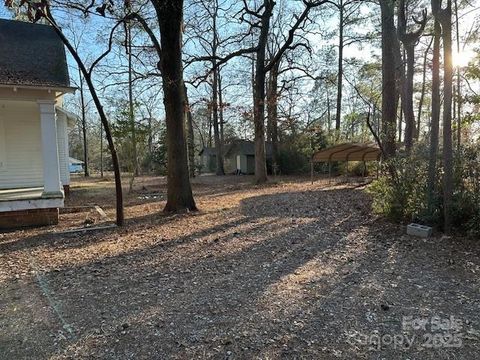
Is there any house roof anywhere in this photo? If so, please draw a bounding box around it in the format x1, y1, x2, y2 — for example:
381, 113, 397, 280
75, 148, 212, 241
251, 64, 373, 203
0, 19, 71, 89
312, 143, 382, 162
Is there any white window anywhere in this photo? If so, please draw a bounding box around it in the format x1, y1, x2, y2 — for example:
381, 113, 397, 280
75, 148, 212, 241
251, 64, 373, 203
0, 117, 5, 170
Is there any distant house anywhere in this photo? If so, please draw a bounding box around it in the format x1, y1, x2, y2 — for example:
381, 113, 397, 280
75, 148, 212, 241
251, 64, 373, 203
0, 19, 77, 228
69, 157, 84, 173
199, 140, 272, 174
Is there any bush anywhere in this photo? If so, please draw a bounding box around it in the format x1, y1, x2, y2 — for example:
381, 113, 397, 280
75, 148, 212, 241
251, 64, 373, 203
367, 143, 480, 237
277, 148, 310, 174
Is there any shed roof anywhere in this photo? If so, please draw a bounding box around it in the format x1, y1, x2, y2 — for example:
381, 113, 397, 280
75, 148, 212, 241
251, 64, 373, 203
199, 147, 216, 157
199, 140, 273, 158
69, 157, 84, 165
312, 143, 381, 162
0, 19, 71, 89
224, 140, 272, 158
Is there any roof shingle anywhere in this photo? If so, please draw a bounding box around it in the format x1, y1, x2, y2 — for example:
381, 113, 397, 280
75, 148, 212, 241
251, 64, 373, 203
0, 18, 70, 89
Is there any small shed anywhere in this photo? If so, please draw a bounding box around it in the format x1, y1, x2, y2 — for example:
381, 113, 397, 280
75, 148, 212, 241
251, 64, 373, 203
199, 140, 272, 175
69, 157, 85, 173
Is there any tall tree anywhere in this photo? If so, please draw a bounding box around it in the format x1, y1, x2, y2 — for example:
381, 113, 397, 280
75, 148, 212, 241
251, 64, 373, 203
184, 85, 196, 178
251, 0, 326, 183
432, 0, 454, 233
329, 0, 365, 139
210, 0, 225, 175
397, 0, 427, 153
128, 1, 197, 211
78, 68, 90, 177
267, 60, 280, 173
380, 0, 397, 158
126, 14, 139, 177
427, 18, 441, 215
151, 0, 197, 211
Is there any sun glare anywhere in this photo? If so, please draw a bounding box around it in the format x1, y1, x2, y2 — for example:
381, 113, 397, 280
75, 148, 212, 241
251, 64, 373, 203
452, 49, 476, 68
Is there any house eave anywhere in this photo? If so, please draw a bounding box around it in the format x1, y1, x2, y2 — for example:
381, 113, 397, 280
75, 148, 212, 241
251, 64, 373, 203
0, 83, 77, 94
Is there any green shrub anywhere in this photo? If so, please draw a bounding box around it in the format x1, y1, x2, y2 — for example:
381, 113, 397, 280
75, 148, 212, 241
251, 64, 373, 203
367, 143, 480, 237
277, 148, 310, 174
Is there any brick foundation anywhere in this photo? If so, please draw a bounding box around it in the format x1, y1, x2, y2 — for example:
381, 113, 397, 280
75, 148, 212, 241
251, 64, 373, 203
0, 208, 59, 229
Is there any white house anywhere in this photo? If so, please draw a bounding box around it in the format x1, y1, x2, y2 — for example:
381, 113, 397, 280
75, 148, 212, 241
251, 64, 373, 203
0, 19, 76, 228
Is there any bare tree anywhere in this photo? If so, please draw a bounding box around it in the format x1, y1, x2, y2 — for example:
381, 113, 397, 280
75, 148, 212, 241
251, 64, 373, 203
150, 0, 197, 211
432, 0, 454, 233
248, 0, 327, 183
427, 17, 441, 215
127, 1, 197, 211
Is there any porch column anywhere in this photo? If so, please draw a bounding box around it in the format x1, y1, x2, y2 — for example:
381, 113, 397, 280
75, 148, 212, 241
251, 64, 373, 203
38, 100, 63, 197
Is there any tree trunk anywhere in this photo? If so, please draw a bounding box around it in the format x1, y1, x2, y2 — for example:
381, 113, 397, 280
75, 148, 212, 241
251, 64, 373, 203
211, 3, 225, 176
398, 101, 403, 143
79, 68, 89, 177
440, 5, 454, 233
427, 19, 441, 214
417, 37, 433, 139
454, 0, 461, 149
208, 101, 213, 148
267, 61, 279, 175
127, 22, 139, 177
380, 0, 397, 158
326, 92, 332, 133
397, 0, 427, 152
148, 115, 153, 164
184, 85, 196, 178
252, 2, 272, 184
156, 0, 197, 212
100, 121, 104, 178
218, 69, 225, 146
403, 45, 416, 153
212, 67, 225, 175
335, 2, 344, 139
46, 16, 124, 226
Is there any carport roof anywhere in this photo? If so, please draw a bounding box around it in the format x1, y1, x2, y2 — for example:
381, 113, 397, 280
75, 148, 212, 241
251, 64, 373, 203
312, 143, 381, 162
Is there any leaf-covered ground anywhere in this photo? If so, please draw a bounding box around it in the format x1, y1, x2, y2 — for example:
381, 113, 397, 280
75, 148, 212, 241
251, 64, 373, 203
1, 175, 479, 359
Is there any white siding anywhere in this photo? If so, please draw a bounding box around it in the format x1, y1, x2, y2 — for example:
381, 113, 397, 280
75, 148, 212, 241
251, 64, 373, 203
56, 112, 70, 186
0, 100, 43, 189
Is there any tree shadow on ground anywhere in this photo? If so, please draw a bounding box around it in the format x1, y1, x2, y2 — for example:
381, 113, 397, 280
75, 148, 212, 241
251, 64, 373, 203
1, 186, 479, 359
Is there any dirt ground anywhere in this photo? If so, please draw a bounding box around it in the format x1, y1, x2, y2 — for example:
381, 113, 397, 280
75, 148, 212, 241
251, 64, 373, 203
1, 175, 479, 359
